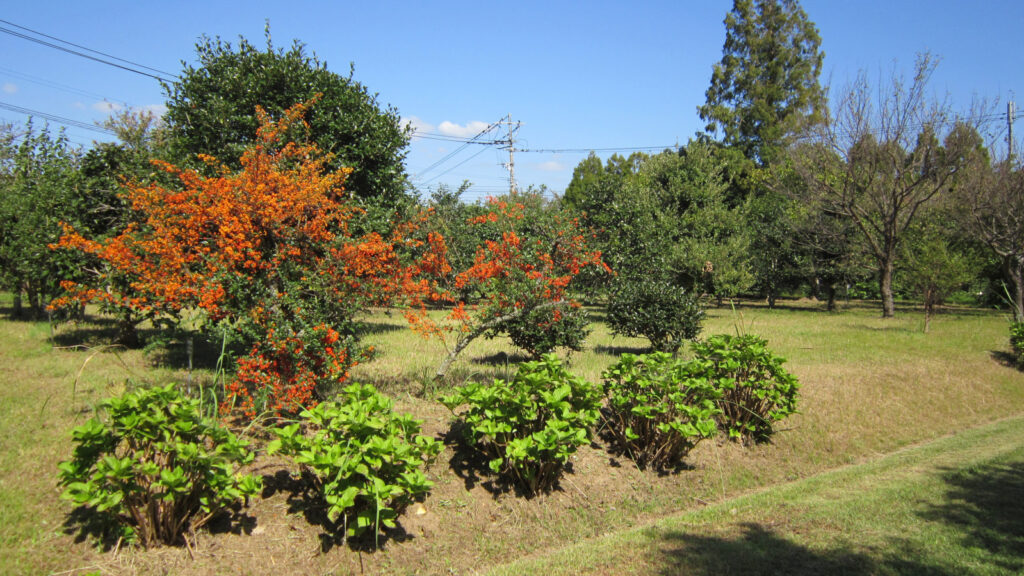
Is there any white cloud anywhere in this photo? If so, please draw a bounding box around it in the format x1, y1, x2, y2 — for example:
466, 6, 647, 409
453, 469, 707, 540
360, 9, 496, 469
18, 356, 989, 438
438, 120, 490, 138
403, 115, 435, 136
2, 83, 17, 94
537, 160, 566, 172
141, 103, 167, 117
93, 101, 123, 113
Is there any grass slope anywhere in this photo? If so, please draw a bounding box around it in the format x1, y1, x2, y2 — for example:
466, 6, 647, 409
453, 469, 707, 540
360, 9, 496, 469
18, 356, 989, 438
488, 415, 1024, 576
1, 297, 1023, 575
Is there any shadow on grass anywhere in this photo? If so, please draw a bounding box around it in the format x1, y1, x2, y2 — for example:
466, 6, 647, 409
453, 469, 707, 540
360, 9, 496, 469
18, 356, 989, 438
657, 523, 957, 576
442, 420, 571, 500
62, 502, 257, 550
473, 350, 531, 368
919, 460, 1024, 574
851, 323, 919, 333
442, 421, 494, 494
990, 350, 1019, 369
357, 317, 407, 336
594, 344, 651, 356
62, 506, 124, 551
261, 468, 415, 553
49, 316, 164, 351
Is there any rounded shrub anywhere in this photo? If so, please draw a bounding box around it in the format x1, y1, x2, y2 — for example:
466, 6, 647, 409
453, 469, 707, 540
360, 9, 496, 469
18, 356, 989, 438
607, 276, 704, 353
500, 304, 591, 359
689, 334, 800, 442
57, 384, 262, 547
441, 354, 601, 495
267, 383, 441, 545
601, 352, 720, 469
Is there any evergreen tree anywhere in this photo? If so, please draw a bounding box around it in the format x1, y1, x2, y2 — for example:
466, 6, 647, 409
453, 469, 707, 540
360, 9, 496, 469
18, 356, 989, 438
699, 0, 825, 166
163, 29, 410, 206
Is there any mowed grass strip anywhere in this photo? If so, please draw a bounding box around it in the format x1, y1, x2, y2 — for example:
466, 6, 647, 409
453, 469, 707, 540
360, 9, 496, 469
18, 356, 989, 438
486, 414, 1024, 576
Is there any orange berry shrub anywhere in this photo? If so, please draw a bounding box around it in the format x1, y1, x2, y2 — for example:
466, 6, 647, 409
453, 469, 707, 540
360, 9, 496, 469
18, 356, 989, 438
53, 99, 447, 417
433, 193, 611, 378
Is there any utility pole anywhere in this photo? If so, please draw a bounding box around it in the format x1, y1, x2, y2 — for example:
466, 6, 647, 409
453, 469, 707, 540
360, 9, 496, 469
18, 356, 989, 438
500, 114, 522, 195
1009, 101, 1016, 162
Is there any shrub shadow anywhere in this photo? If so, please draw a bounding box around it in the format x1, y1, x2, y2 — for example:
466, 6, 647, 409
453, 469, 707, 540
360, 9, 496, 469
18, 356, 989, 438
61, 506, 124, 551
145, 332, 237, 371
442, 420, 567, 499
261, 468, 415, 553
990, 350, 1018, 369
50, 316, 121, 348
918, 461, 1024, 573
443, 421, 503, 496
357, 318, 406, 336
657, 523, 957, 576
61, 501, 257, 550
594, 344, 651, 356
472, 350, 531, 367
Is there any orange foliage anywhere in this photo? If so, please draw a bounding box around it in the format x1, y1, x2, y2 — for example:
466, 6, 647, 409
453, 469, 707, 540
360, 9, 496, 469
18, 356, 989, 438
53, 99, 448, 416
445, 196, 609, 334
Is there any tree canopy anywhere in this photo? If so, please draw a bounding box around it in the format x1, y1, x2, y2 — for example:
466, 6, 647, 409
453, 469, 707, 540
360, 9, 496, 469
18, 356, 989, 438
792, 54, 977, 318
699, 0, 825, 166
163, 30, 411, 204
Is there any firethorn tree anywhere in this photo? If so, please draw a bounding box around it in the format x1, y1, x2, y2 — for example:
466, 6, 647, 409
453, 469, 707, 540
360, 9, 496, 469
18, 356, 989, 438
53, 99, 447, 416
432, 194, 610, 378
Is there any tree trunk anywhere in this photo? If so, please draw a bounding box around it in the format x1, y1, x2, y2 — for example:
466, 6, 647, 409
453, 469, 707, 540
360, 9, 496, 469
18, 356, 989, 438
11, 288, 22, 319
923, 287, 934, 333
26, 283, 42, 320
879, 258, 896, 318
810, 276, 822, 301
826, 284, 837, 312
1004, 255, 1024, 322
435, 301, 566, 380
117, 310, 140, 348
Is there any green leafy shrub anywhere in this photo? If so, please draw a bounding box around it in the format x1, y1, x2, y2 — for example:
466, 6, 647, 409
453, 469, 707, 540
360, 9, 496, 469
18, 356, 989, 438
57, 384, 261, 547
441, 354, 601, 495
607, 276, 704, 353
268, 383, 441, 544
500, 304, 591, 359
690, 334, 799, 441
601, 352, 720, 469
1010, 322, 1024, 367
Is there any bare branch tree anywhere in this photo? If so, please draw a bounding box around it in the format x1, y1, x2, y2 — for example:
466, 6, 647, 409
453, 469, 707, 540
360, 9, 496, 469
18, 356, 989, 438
793, 53, 977, 317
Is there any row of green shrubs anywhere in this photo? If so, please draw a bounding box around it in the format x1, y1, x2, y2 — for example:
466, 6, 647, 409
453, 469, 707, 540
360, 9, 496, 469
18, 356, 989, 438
59, 383, 440, 548
443, 333, 799, 494
58, 333, 798, 549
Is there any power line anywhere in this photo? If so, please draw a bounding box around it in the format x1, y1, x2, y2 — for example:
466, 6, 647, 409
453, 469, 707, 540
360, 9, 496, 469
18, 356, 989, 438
519, 145, 677, 154
412, 131, 502, 144
413, 120, 502, 180
0, 20, 177, 83
0, 100, 115, 135
0, 65, 129, 105
418, 145, 493, 186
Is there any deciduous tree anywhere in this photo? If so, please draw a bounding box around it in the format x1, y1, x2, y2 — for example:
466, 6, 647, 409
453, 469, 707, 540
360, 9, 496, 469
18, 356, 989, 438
433, 194, 609, 378
0, 121, 85, 319
793, 54, 976, 318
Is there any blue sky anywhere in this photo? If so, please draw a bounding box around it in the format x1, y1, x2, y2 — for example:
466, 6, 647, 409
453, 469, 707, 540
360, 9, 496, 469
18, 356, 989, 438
2, 1, 1021, 203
